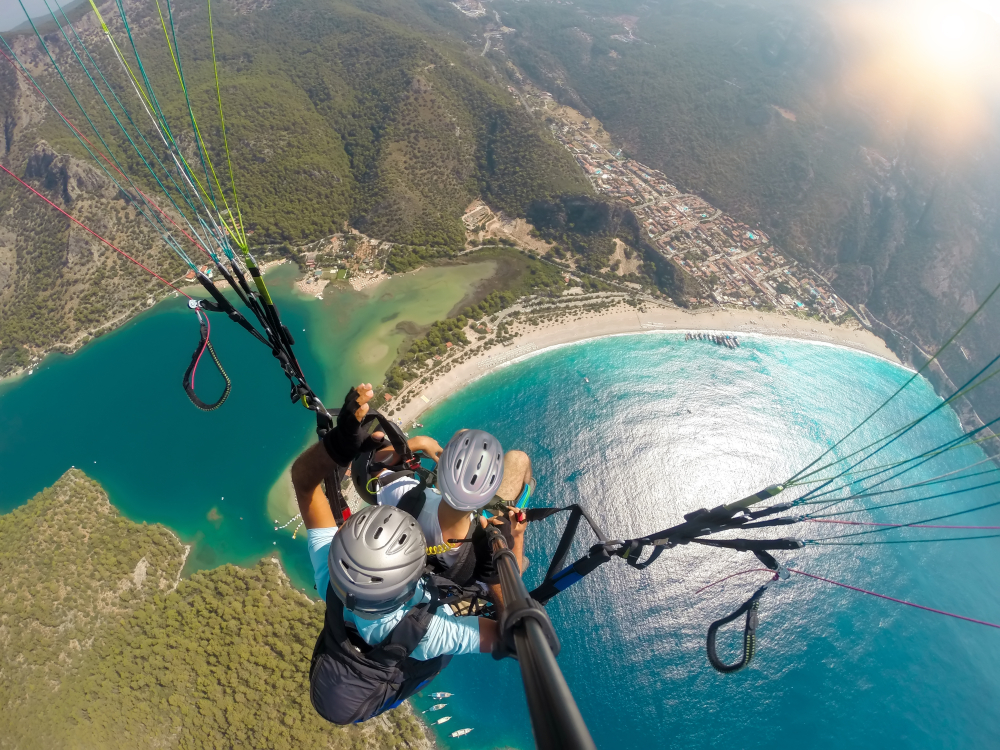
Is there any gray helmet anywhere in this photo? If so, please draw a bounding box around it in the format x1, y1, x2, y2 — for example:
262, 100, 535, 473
328, 505, 426, 617
438, 430, 504, 512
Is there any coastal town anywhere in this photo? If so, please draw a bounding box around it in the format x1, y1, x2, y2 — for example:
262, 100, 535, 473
527, 87, 848, 318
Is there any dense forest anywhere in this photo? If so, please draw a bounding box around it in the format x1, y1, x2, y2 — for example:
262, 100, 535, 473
0, 0, 589, 374
0, 471, 429, 749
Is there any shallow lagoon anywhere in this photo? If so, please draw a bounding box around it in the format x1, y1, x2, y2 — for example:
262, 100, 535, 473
0, 261, 494, 588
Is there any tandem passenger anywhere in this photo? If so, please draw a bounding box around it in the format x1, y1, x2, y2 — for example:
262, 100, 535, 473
352, 426, 535, 604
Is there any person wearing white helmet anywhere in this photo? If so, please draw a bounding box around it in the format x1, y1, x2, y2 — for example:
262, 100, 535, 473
368, 427, 535, 603
289, 384, 523, 724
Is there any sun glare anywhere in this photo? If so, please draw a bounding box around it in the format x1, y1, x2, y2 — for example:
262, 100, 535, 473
911, 2, 980, 72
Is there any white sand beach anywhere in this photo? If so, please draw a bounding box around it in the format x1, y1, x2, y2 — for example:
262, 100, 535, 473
392, 303, 899, 427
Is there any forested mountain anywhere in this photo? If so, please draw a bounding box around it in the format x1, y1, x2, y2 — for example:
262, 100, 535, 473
0, 0, 589, 373
486, 0, 1000, 434
0, 470, 428, 749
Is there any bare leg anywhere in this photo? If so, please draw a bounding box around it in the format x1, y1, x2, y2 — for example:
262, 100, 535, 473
495, 450, 532, 504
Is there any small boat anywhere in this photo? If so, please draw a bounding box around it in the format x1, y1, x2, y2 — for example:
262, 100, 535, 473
423, 704, 447, 713
413, 422, 424, 428
429, 692, 452, 699
584, 377, 589, 383
433, 716, 451, 725
451, 728, 473, 738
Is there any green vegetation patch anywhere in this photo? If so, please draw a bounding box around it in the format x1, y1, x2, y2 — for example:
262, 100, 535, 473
0, 471, 427, 749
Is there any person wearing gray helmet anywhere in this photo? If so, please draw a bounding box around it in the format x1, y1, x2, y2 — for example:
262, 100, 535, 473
370, 428, 535, 604
290, 384, 518, 724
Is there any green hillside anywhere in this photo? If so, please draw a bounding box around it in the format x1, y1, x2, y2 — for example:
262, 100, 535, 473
0, 470, 426, 749
0, 0, 589, 372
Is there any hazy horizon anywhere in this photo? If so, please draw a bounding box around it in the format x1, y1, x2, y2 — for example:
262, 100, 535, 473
0, 0, 79, 32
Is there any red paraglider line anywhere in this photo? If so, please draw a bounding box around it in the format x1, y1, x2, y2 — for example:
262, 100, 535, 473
0, 46, 209, 257
808, 519, 1000, 530
190, 308, 211, 388
0, 162, 191, 298
787, 568, 1000, 630
694, 566, 1000, 630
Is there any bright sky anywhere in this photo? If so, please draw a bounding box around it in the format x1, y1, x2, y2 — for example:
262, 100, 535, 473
961, 0, 1000, 24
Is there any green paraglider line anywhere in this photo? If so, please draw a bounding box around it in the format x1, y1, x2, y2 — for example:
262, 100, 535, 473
42, 0, 208, 256
0, 162, 191, 298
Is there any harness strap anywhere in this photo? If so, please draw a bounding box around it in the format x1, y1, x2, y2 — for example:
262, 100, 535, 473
705, 585, 768, 674
182, 307, 231, 411
691, 537, 804, 552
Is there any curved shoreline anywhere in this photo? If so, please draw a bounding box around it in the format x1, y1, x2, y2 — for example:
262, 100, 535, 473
393, 304, 900, 427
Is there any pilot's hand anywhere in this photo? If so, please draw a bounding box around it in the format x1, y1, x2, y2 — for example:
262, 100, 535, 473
323, 383, 375, 465
408, 435, 443, 462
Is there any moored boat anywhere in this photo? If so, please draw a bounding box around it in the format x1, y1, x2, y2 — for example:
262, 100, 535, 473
451, 728, 473, 738
429, 692, 452, 699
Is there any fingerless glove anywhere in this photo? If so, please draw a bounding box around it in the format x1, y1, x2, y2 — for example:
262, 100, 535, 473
322, 388, 367, 466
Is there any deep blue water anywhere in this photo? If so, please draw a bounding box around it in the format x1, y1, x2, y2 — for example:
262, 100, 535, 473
410, 333, 1000, 750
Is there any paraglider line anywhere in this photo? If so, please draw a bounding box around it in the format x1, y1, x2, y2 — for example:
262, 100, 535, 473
696, 567, 1000, 629
0, 163, 191, 298
807, 519, 1000, 530
0, 44, 206, 261
190, 309, 211, 389
787, 568, 1000, 630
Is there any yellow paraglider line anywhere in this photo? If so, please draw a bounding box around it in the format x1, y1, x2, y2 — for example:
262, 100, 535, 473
153, 0, 243, 246
208, 0, 247, 249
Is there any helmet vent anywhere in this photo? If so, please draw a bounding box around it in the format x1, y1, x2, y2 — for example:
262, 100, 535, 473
483, 441, 488, 450
456, 458, 462, 470
374, 526, 383, 539
489, 473, 496, 485
471, 474, 478, 486
370, 576, 383, 583
398, 534, 407, 544
477, 455, 483, 469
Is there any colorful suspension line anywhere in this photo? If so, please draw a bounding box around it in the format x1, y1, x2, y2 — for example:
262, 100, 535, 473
806, 496, 1000, 540
809, 534, 1000, 545
0, 163, 190, 298
47, 0, 215, 256
791, 358, 1000, 504
784, 274, 1000, 487
806, 519, 1000, 529
695, 567, 1000, 630
9, 1, 195, 269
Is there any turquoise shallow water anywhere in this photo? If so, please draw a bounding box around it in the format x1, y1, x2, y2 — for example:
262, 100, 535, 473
410, 333, 1000, 749
0, 262, 493, 590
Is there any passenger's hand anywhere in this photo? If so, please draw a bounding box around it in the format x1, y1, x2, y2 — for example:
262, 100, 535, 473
408, 435, 443, 462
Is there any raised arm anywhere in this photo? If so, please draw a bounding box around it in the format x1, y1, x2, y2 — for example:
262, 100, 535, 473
291, 383, 374, 530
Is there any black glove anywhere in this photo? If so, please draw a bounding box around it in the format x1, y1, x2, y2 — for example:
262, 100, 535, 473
322, 388, 368, 466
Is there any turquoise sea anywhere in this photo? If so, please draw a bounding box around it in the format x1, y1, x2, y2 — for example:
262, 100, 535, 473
2, 278, 999, 748
410, 334, 1000, 750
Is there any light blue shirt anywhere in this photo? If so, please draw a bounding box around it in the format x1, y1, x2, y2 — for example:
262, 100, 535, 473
307, 527, 480, 661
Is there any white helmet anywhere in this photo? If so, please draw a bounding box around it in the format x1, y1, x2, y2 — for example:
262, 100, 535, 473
327, 505, 426, 617
438, 430, 504, 512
